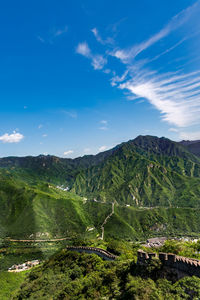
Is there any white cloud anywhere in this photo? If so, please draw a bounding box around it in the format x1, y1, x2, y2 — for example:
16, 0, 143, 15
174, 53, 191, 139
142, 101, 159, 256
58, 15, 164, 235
78, 2, 200, 130
110, 2, 199, 63
169, 128, 179, 132
119, 70, 200, 127
91, 55, 107, 70
179, 131, 200, 141
91, 28, 103, 44
0, 131, 24, 143
99, 126, 108, 131
91, 27, 114, 45
111, 70, 129, 86
99, 120, 108, 130
42, 134, 47, 137
63, 150, 74, 156
99, 145, 107, 152
76, 42, 107, 70
76, 42, 91, 57
38, 124, 43, 129
83, 148, 91, 153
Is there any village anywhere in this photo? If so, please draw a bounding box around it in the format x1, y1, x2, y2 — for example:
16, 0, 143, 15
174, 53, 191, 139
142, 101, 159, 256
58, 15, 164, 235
8, 260, 40, 272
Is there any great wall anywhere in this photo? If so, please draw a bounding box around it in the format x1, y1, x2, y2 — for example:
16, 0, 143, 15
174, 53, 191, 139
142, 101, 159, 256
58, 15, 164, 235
137, 250, 200, 278
66, 246, 117, 260
65, 246, 200, 278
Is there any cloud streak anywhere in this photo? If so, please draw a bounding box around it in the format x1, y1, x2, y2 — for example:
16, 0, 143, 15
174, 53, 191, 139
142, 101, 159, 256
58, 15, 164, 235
63, 150, 74, 156
77, 2, 200, 131
119, 70, 200, 127
110, 1, 199, 63
37, 25, 68, 44
76, 42, 107, 70
99, 145, 107, 152
91, 27, 114, 45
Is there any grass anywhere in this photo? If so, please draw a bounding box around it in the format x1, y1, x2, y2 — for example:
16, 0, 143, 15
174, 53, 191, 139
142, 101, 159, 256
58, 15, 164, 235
0, 271, 29, 300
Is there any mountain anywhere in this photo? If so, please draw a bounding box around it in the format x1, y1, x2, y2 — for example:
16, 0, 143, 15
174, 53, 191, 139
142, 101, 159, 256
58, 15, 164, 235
1, 135, 200, 240
179, 140, 200, 157
72, 136, 200, 207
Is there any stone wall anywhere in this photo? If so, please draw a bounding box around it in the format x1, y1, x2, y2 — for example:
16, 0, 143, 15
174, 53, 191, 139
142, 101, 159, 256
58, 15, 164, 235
66, 246, 117, 260
137, 250, 200, 278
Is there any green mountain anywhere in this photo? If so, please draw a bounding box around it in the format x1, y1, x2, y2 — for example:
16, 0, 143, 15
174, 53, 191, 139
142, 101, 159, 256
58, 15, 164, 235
1, 135, 200, 240
179, 140, 200, 157
72, 136, 200, 207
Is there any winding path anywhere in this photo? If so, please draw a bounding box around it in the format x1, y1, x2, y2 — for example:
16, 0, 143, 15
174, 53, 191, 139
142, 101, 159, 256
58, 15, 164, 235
100, 202, 115, 240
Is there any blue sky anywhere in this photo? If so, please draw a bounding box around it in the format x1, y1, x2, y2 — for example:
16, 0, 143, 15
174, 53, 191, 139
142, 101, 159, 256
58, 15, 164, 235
1, 0, 200, 157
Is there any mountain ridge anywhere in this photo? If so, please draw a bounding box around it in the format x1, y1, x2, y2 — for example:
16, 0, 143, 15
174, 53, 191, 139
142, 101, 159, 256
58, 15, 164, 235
1, 135, 200, 240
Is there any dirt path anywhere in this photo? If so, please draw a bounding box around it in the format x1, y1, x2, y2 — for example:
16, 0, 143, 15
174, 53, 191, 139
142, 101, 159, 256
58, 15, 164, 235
100, 202, 115, 240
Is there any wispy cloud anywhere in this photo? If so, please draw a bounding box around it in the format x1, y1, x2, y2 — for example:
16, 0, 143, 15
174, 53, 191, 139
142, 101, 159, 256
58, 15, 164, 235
52, 26, 68, 37
37, 25, 68, 44
100, 120, 108, 125
119, 70, 200, 127
169, 128, 179, 132
179, 131, 200, 140
0, 131, 24, 143
63, 150, 74, 156
91, 27, 114, 45
110, 2, 199, 63
99, 120, 108, 130
83, 148, 91, 154
77, 2, 200, 132
62, 110, 78, 119
99, 126, 108, 131
76, 42, 107, 70
99, 145, 107, 152
76, 42, 91, 57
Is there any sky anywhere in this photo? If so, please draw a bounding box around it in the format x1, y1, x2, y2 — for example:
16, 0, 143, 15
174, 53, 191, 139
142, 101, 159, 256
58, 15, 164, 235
1, 0, 200, 158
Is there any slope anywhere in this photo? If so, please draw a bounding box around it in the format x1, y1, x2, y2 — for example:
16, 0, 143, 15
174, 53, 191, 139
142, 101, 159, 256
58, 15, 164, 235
179, 140, 200, 157
72, 136, 200, 207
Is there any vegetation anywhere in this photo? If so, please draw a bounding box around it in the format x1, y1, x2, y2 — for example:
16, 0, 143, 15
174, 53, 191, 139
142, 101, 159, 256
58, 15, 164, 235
0, 271, 29, 300
1, 136, 200, 241
12, 249, 200, 299
1, 135, 200, 298
157, 239, 200, 260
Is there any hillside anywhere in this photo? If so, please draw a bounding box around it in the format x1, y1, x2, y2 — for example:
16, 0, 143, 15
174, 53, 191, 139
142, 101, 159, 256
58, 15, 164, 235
12, 249, 200, 299
0, 136, 200, 241
1, 136, 200, 207
72, 136, 200, 207
179, 140, 200, 157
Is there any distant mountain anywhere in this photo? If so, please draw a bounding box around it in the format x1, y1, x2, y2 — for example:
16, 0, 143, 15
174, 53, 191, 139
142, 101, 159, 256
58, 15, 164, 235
1, 135, 200, 240
1, 135, 200, 206
179, 140, 200, 157
72, 136, 200, 207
